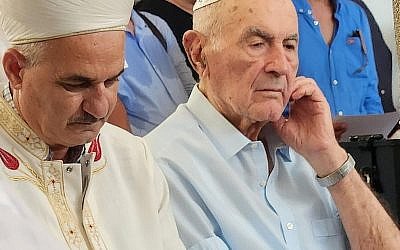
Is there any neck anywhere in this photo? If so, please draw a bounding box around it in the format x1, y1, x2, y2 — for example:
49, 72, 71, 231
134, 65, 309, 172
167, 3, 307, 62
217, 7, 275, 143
50, 147, 68, 160
49, 145, 69, 161
49, 144, 85, 163
238, 121, 266, 141
166, 0, 194, 14
308, 0, 332, 5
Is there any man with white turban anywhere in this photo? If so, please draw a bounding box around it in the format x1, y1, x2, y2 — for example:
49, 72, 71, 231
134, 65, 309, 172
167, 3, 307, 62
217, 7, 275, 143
0, 0, 184, 249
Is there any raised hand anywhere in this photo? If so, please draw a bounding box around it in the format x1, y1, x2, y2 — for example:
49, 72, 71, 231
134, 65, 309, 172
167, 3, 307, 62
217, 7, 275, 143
273, 76, 347, 176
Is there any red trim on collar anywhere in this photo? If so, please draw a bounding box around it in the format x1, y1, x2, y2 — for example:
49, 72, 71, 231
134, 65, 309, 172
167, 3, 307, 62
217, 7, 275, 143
0, 147, 19, 170
88, 135, 102, 162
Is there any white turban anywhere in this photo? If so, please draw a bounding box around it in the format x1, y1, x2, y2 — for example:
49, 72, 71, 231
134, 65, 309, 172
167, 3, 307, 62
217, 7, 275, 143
193, 0, 220, 11
0, 0, 134, 45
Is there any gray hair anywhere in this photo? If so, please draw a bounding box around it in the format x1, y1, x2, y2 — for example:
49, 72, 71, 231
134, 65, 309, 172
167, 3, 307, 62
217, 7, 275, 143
12, 41, 47, 67
193, 1, 224, 51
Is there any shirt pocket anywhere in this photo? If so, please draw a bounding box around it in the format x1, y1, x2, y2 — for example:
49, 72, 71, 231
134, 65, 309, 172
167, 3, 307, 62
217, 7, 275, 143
344, 35, 369, 78
312, 217, 341, 237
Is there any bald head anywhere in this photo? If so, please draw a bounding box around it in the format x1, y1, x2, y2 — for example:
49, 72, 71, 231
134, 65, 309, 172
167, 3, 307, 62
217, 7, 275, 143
193, 0, 297, 50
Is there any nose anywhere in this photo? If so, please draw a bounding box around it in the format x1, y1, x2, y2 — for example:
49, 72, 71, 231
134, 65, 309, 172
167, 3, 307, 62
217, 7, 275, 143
264, 46, 291, 77
82, 84, 109, 119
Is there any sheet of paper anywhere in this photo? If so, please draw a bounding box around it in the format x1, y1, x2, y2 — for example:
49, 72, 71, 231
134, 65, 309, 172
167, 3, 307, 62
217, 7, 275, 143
334, 112, 400, 142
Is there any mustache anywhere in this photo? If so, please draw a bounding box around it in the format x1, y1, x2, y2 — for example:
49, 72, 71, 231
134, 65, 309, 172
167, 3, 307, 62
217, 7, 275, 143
67, 113, 103, 125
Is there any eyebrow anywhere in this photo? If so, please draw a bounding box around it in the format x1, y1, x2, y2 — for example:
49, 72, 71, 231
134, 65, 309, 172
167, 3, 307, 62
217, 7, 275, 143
285, 33, 299, 42
58, 68, 125, 84
240, 26, 298, 43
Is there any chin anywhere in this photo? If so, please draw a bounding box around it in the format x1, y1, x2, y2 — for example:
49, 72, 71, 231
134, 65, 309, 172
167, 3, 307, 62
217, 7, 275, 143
258, 104, 285, 121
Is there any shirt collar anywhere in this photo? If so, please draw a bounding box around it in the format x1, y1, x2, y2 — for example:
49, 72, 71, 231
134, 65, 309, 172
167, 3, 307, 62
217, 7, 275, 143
186, 86, 292, 162
186, 85, 251, 159
0, 91, 49, 160
292, 0, 341, 15
129, 10, 149, 34
259, 124, 292, 162
186, 85, 294, 162
292, 0, 312, 14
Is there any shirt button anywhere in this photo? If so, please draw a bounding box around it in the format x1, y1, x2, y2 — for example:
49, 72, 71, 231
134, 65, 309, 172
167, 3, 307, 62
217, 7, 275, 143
299, 8, 304, 13
307, 9, 312, 15
286, 222, 295, 230
66, 166, 73, 173
259, 180, 266, 188
338, 111, 344, 116
380, 89, 386, 95
332, 79, 338, 86
313, 20, 319, 26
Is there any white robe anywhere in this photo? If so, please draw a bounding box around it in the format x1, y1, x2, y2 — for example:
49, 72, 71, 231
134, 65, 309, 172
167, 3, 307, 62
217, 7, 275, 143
0, 96, 184, 249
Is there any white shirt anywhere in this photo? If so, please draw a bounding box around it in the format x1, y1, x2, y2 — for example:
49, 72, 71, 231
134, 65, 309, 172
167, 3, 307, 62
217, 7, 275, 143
0, 96, 184, 249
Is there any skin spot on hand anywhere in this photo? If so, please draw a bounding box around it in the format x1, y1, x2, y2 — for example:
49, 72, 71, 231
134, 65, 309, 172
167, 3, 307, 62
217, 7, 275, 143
249, 8, 253, 13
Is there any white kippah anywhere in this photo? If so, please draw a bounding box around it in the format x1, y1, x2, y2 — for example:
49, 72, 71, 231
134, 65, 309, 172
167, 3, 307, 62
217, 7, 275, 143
0, 0, 134, 45
193, 0, 221, 11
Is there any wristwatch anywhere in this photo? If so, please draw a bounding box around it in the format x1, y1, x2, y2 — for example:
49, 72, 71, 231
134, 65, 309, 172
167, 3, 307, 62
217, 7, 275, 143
316, 153, 355, 188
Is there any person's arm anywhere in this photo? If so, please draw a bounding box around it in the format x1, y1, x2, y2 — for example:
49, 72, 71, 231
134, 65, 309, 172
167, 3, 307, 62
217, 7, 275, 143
273, 76, 400, 249
107, 97, 131, 133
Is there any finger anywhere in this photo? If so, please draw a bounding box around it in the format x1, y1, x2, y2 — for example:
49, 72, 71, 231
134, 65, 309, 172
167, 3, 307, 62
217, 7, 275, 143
291, 77, 325, 101
291, 81, 316, 101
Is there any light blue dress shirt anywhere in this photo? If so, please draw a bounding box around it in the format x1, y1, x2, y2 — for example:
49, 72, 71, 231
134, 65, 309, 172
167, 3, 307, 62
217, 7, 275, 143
293, 0, 383, 116
118, 11, 194, 136
146, 86, 349, 249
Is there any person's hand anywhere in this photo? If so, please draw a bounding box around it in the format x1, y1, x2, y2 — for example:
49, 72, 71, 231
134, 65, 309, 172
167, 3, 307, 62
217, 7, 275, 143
333, 121, 348, 141
273, 76, 347, 176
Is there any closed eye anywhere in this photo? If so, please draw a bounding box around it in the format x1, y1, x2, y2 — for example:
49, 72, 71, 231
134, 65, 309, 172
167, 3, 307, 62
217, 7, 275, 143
250, 42, 266, 49
283, 36, 298, 51
104, 77, 119, 88
58, 81, 91, 92
284, 44, 296, 50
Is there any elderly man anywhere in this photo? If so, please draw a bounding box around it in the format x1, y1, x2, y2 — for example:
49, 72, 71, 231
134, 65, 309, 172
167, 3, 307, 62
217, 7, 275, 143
0, 0, 183, 249
145, 0, 400, 249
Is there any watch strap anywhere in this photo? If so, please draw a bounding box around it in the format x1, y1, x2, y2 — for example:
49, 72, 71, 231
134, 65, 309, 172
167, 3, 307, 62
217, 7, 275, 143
316, 153, 355, 188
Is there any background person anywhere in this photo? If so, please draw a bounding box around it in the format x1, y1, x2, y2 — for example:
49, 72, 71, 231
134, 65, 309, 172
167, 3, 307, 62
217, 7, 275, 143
352, 0, 396, 112
293, 0, 383, 116
109, 8, 195, 136
136, 0, 198, 80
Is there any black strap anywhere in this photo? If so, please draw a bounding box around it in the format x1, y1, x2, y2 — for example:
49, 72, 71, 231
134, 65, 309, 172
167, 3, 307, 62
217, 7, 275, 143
136, 11, 168, 51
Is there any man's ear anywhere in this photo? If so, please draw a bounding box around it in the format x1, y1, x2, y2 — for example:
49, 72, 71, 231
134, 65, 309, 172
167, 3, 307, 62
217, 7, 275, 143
2, 48, 27, 90
183, 30, 208, 77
